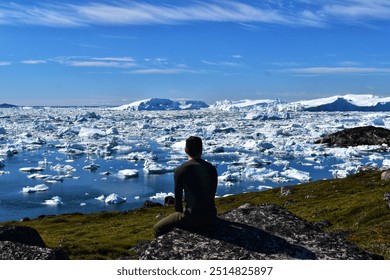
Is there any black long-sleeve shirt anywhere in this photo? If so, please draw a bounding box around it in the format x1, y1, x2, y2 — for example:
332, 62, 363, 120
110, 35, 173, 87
174, 158, 218, 213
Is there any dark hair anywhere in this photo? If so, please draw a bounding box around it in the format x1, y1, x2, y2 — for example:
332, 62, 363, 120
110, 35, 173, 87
185, 136, 203, 158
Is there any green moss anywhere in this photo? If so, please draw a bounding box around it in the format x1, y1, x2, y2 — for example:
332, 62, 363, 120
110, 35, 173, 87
2, 170, 390, 259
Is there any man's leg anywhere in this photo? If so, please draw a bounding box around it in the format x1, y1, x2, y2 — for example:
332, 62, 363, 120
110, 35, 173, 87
153, 212, 184, 238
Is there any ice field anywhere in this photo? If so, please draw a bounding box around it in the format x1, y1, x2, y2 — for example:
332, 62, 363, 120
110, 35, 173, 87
1, 96, 390, 221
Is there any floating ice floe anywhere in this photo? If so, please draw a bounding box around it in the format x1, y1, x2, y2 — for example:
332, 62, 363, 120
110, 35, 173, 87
281, 168, 312, 182
22, 184, 49, 193
143, 159, 175, 174
105, 193, 126, 204
83, 163, 100, 171
50, 164, 76, 174
95, 194, 105, 201
28, 173, 50, 180
382, 159, 390, 168
43, 196, 63, 206
330, 162, 360, 178
150, 192, 174, 201
118, 169, 139, 178
19, 167, 44, 173
78, 127, 106, 139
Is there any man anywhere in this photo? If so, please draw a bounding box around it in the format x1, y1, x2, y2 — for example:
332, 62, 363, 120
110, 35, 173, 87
153, 136, 218, 237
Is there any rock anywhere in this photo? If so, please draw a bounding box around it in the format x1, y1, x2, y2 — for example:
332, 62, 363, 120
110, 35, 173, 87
135, 204, 382, 260
280, 186, 293, 196
315, 126, 390, 147
0, 225, 68, 260
0, 225, 46, 247
313, 220, 332, 229
142, 200, 163, 208
164, 196, 175, 206
384, 192, 390, 210
0, 241, 66, 260
381, 170, 390, 181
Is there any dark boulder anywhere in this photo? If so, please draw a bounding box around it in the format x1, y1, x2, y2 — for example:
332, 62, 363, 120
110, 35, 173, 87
164, 196, 175, 206
0, 225, 68, 260
0, 225, 46, 247
142, 200, 163, 208
315, 126, 390, 147
135, 204, 382, 260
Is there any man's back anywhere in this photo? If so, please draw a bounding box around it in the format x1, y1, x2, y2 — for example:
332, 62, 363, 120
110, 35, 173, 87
174, 158, 218, 213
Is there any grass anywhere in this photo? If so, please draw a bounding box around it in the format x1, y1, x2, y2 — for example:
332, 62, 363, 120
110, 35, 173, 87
2, 170, 390, 259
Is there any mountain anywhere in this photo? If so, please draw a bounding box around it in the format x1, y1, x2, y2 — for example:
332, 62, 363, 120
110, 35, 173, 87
292, 94, 390, 111
0, 103, 18, 108
112, 98, 208, 111
111, 94, 390, 112
209, 99, 285, 111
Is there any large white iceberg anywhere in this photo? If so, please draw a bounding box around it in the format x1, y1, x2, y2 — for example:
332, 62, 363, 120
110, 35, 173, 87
105, 193, 126, 204
22, 184, 49, 193
118, 169, 139, 178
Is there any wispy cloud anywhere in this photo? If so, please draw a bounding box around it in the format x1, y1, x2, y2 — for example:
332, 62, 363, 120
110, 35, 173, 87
287, 66, 390, 74
127, 68, 197, 75
0, 1, 345, 28
321, 0, 390, 21
201, 59, 243, 67
4, 1, 389, 28
21, 60, 47, 65
18, 55, 199, 74
0, 61, 12, 66
52, 56, 136, 68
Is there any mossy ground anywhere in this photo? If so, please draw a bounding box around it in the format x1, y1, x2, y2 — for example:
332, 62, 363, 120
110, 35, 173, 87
2, 170, 390, 260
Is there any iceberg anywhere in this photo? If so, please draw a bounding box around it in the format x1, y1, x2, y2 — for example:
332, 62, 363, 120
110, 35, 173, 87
150, 192, 174, 201
143, 159, 175, 174
112, 98, 208, 111
118, 169, 139, 178
22, 184, 49, 193
105, 193, 126, 204
19, 167, 45, 173
43, 196, 63, 206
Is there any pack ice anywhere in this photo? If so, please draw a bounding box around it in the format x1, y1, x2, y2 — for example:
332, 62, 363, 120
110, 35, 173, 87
1, 94, 390, 219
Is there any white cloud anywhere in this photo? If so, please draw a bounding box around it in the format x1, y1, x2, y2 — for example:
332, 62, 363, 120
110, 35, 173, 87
321, 0, 390, 20
4, 1, 387, 28
201, 59, 243, 67
21, 60, 47, 65
287, 66, 390, 74
0, 61, 12, 66
53, 56, 136, 68
0, 1, 330, 28
127, 68, 197, 74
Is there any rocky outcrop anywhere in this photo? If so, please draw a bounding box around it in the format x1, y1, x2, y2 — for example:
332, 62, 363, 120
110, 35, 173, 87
0, 225, 67, 260
136, 204, 382, 260
315, 126, 390, 147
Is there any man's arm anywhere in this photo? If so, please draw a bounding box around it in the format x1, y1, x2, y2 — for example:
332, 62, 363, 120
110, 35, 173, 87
174, 168, 184, 212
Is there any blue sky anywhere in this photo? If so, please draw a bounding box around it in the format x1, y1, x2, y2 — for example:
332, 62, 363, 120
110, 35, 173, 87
1, 0, 390, 106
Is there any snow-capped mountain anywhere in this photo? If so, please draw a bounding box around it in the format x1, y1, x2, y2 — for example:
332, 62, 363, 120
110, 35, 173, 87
112, 98, 208, 111
209, 99, 286, 111
0, 103, 18, 108
292, 94, 390, 111
111, 94, 390, 112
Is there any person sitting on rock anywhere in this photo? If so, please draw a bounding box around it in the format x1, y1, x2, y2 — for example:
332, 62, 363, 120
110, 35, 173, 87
153, 136, 218, 237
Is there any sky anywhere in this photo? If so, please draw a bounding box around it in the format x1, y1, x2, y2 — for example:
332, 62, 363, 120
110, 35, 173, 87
1, 0, 390, 106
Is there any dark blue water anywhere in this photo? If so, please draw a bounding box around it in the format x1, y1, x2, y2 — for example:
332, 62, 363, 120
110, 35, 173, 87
0, 141, 385, 222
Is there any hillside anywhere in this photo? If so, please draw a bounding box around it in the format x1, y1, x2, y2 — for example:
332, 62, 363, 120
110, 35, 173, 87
1, 170, 389, 260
